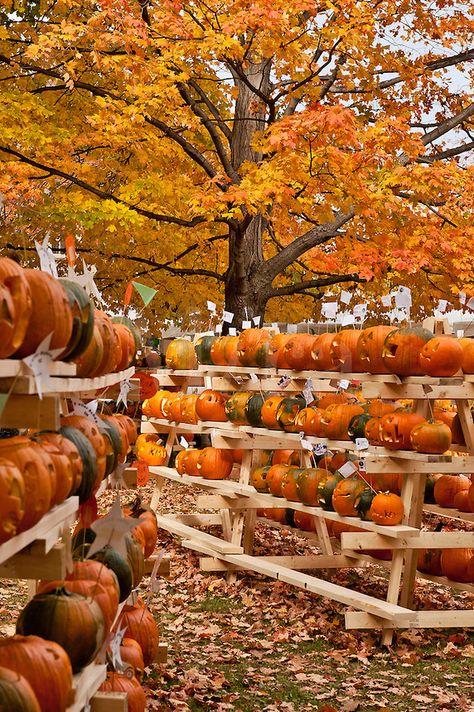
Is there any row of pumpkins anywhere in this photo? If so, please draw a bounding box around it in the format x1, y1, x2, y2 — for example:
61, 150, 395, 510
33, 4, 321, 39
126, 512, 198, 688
166, 326, 474, 377
0, 412, 138, 544
0, 257, 139, 376
0, 496, 160, 712
142, 386, 460, 454
258, 508, 474, 583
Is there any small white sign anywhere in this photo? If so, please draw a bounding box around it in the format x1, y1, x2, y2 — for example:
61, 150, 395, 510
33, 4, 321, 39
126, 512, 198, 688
358, 458, 367, 472
249, 373, 259, 382
207, 300, 217, 313
341, 313, 355, 326
215, 324, 223, 334
340, 290, 352, 305
314, 443, 328, 456
242, 320, 252, 329
277, 376, 291, 388
438, 299, 448, 313
338, 461, 357, 478
457, 329, 464, 338
300, 438, 313, 451
253, 316, 261, 326
395, 286, 412, 308
338, 379, 350, 390
303, 378, 313, 405
179, 436, 188, 448
322, 302, 338, 319
467, 297, 474, 311
116, 379, 132, 409
228, 327, 237, 336
459, 292, 466, 305
381, 294, 392, 307
222, 310, 234, 323
355, 437, 369, 451
353, 303, 367, 319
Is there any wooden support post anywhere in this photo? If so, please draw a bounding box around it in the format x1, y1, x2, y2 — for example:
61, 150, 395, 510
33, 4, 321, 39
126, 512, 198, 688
155, 642, 168, 664
150, 474, 166, 512
227, 449, 253, 582
143, 553, 171, 577
243, 509, 257, 554
220, 509, 233, 541
90, 692, 128, 712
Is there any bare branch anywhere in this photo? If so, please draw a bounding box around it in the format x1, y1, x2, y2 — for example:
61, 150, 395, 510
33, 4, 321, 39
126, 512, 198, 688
418, 140, 474, 163
268, 273, 365, 298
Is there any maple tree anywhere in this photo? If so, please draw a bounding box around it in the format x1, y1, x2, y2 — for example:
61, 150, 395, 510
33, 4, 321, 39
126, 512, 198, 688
0, 0, 473, 328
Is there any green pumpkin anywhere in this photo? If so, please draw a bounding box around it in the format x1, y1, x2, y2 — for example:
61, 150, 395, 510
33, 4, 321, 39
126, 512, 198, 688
100, 420, 122, 476
59, 426, 98, 503
89, 545, 133, 603
16, 587, 105, 674
59, 279, 94, 362
194, 335, 216, 365
348, 413, 372, 442
255, 340, 271, 368
225, 392, 253, 425
317, 472, 343, 511
245, 393, 266, 426
71, 526, 96, 555
276, 396, 306, 432
355, 487, 375, 520
125, 534, 144, 588
0, 666, 41, 712
424, 474, 438, 504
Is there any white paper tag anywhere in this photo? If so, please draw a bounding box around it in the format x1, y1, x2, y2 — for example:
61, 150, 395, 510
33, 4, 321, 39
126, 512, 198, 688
215, 324, 223, 334
277, 376, 291, 388
242, 320, 252, 329
338, 461, 357, 478
314, 443, 328, 456
179, 436, 188, 448
222, 310, 234, 323
300, 438, 313, 451
358, 458, 366, 472
438, 299, 448, 313
340, 290, 352, 305
355, 437, 369, 451
353, 303, 367, 320
22, 332, 64, 400
395, 286, 412, 308
341, 313, 355, 326
35, 237, 61, 278
253, 316, 261, 326
70, 397, 101, 427
338, 379, 350, 390
457, 329, 464, 338
322, 302, 338, 319
459, 292, 466, 305
381, 294, 392, 307
249, 373, 259, 382
116, 379, 132, 409
228, 327, 237, 336
303, 378, 313, 405
466, 297, 474, 311
207, 300, 217, 313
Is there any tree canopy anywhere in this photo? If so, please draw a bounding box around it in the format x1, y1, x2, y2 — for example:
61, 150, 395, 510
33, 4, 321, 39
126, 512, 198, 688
0, 0, 473, 328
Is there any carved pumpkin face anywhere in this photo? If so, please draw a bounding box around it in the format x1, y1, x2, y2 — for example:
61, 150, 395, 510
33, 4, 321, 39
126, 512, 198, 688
175, 449, 201, 476
266, 334, 293, 368
261, 395, 286, 429
332, 476, 366, 517
266, 464, 292, 496
378, 411, 426, 450
282, 334, 319, 370
330, 329, 365, 372
250, 466, 271, 492
382, 327, 434, 376
0, 458, 25, 543
311, 333, 337, 371
165, 338, 197, 370
410, 420, 452, 454
320, 404, 364, 440
369, 492, 404, 525
237, 329, 271, 366
195, 390, 229, 422
179, 394, 199, 424
196, 448, 234, 479
357, 326, 394, 374
294, 407, 324, 436
419, 336, 463, 377
138, 442, 167, 466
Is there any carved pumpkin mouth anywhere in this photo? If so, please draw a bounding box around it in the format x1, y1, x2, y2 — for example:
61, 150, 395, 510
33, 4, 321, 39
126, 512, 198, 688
382, 342, 398, 359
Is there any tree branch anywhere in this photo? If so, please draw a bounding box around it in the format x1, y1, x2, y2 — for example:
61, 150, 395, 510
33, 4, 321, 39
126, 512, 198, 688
187, 78, 232, 143
268, 273, 365, 298
418, 140, 474, 163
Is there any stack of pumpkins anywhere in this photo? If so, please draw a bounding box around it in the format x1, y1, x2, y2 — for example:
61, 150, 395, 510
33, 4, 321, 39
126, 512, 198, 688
0, 413, 137, 545
0, 498, 159, 711
166, 325, 474, 377
0, 257, 138, 376
250, 449, 405, 526
428, 474, 474, 514
175, 447, 238, 479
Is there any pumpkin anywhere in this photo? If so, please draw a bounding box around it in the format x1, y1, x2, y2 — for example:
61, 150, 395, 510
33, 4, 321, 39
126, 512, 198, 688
175, 448, 201, 476
118, 597, 159, 666
266, 464, 292, 497
74, 323, 104, 377
99, 672, 147, 712
364, 472, 402, 495
33, 437, 74, 505
165, 393, 185, 422
282, 334, 319, 370
266, 333, 293, 368
59, 278, 94, 362
460, 338, 474, 374
110, 413, 138, 449
225, 391, 253, 425
417, 548, 443, 576
88, 545, 133, 603
165, 338, 197, 369
0, 436, 52, 532
317, 392, 355, 410
434, 474, 471, 508
134, 432, 161, 454
37, 577, 118, 636
194, 335, 217, 365
143, 390, 173, 419
67, 559, 120, 603
317, 471, 343, 510
424, 473, 443, 503
112, 316, 142, 353
347, 412, 372, 441
294, 407, 325, 436
356, 326, 394, 374
354, 487, 375, 520
92, 310, 120, 376
468, 482, 474, 513
0, 665, 41, 712
112, 323, 137, 371
210, 335, 240, 366
330, 329, 365, 372
275, 395, 307, 432
196, 390, 229, 422
237, 328, 271, 366
381, 326, 434, 376
123, 497, 158, 559
0, 635, 72, 712
250, 465, 271, 492
369, 492, 404, 525
261, 395, 286, 429
453, 489, 471, 512
16, 588, 105, 673
245, 393, 266, 427
61, 414, 106, 490
419, 336, 463, 377
311, 333, 337, 371
126, 533, 145, 588
332, 476, 366, 517
15, 269, 72, 359
196, 448, 234, 479
0, 458, 25, 543
272, 450, 300, 465
440, 548, 474, 582
365, 416, 382, 445
320, 404, 365, 440
281, 467, 304, 502
59, 425, 97, 503
295, 468, 325, 506
100, 418, 124, 471
0, 257, 32, 357
119, 638, 145, 680
410, 420, 452, 454
179, 394, 199, 424
293, 511, 316, 532
366, 399, 397, 417
378, 411, 426, 450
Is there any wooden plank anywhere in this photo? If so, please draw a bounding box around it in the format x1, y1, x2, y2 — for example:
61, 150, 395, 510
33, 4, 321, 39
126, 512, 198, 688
155, 642, 168, 664
143, 553, 171, 577
67, 663, 107, 712
362, 382, 474, 400
341, 531, 474, 550
423, 504, 474, 523
455, 398, 474, 452
90, 692, 128, 712
0, 497, 78, 565
0, 359, 76, 378
123, 467, 137, 488
0, 542, 67, 580
345, 610, 474, 630
181, 539, 415, 622
364, 456, 474, 474
156, 515, 244, 553
0, 394, 60, 430
166, 513, 222, 526
199, 554, 358, 571
197, 495, 251, 509
1, 367, 135, 396
413, 571, 474, 594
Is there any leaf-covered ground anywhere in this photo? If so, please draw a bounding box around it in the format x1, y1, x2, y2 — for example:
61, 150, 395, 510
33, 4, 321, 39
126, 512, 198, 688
0, 481, 473, 711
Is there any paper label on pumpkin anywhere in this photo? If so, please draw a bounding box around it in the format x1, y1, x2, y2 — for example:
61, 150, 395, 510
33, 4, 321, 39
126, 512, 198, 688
87, 494, 140, 561
179, 436, 188, 448
22, 332, 64, 399
437, 299, 448, 313
322, 302, 338, 319
467, 297, 474, 311
459, 292, 466, 305
300, 438, 313, 451
314, 443, 328, 456
338, 461, 358, 478
228, 327, 237, 336
215, 324, 223, 334
358, 458, 367, 472
253, 316, 261, 326
222, 310, 234, 323
35, 236, 61, 278
303, 378, 313, 405
117, 379, 133, 409
395, 286, 412, 308
341, 313, 355, 327
355, 437, 369, 451
70, 397, 102, 427
277, 376, 291, 388
338, 379, 350, 390
249, 373, 259, 382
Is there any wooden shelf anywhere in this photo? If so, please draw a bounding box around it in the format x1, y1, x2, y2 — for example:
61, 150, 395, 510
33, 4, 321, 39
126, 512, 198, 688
0, 366, 135, 397
423, 503, 474, 523
0, 496, 78, 567
0, 360, 77, 378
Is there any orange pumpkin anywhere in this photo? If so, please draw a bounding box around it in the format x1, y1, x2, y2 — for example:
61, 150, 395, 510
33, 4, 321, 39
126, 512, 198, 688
467, 481, 474, 513
294, 407, 324, 436
452, 489, 471, 512
112, 323, 136, 371
0, 458, 25, 543
332, 476, 366, 516
357, 326, 394, 374
320, 404, 365, 440
74, 323, 104, 378
369, 492, 404, 525
261, 395, 286, 429
382, 326, 434, 376
367, 399, 396, 417
250, 466, 271, 492
295, 468, 325, 506
330, 329, 365, 372
410, 420, 452, 454
266, 334, 293, 369
440, 548, 474, 582
293, 511, 316, 532
418, 336, 463, 377
138, 442, 167, 466
378, 411, 426, 450
272, 450, 300, 465
0, 257, 32, 358
311, 333, 337, 371
266, 464, 292, 496
165, 338, 197, 369
282, 334, 319, 370
459, 338, 474, 374
179, 394, 199, 424
94, 310, 121, 376
175, 449, 201, 476
281, 467, 303, 502
196, 448, 234, 479
237, 329, 271, 366
195, 390, 228, 422
434, 474, 471, 508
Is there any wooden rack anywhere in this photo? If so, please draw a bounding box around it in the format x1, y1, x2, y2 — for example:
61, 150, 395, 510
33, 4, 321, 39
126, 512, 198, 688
143, 363, 474, 644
